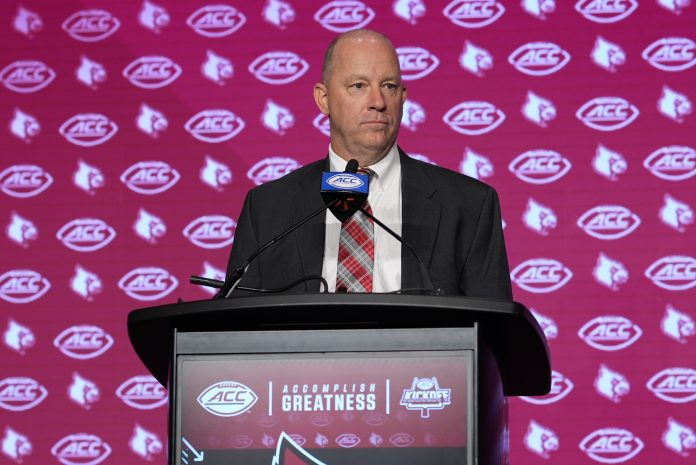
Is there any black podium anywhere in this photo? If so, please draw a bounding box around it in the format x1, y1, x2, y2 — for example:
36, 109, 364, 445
128, 294, 550, 465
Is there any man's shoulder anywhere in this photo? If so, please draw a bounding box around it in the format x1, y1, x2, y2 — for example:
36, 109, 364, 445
403, 153, 494, 196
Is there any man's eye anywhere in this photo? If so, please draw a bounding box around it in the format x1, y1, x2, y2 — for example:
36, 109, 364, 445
352, 83, 365, 89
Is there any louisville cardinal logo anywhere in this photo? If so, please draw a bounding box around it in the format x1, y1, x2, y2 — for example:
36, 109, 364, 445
273, 432, 326, 465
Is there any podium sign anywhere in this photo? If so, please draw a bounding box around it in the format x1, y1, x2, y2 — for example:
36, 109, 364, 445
174, 328, 474, 465
128, 294, 550, 465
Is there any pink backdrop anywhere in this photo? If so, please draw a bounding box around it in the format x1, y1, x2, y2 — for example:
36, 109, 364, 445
1, 1, 695, 464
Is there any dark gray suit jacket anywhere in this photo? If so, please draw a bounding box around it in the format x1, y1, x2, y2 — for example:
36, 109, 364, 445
226, 149, 512, 299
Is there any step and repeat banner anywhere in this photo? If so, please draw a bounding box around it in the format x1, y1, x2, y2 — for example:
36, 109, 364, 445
1, 1, 695, 464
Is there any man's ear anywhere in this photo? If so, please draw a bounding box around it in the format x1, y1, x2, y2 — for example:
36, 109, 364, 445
401, 85, 408, 105
313, 82, 329, 115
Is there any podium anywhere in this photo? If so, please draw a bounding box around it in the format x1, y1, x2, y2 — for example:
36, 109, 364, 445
128, 294, 550, 465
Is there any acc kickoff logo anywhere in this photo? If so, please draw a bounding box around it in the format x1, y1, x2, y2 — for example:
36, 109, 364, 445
645, 256, 696, 291
576, 97, 639, 131
443, 101, 505, 135
579, 428, 644, 463
185, 109, 245, 143
577, 205, 641, 240
520, 370, 573, 405
123, 55, 182, 89
51, 433, 111, 465
397, 46, 440, 80
59, 114, 118, 147
511, 258, 572, 293
646, 367, 696, 403
62, 9, 120, 42
642, 37, 696, 72
509, 150, 571, 185
247, 157, 300, 185
575, 0, 638, 24
400, 377, 451, 418
0, 377, 48, 412
116, 375, 167, 410
121, 161, 180, 195
314, 1, 375, 32
0, 270, 51, 304
578, 316, 642, 351
53, 325, 114, 360
0, 165, 53, 198
118, 267, 179, 301
56, 218, 116, 252
187, 4, 246, 37
443, 0, 505, 28
249, 51, 309, 85
643, 146, 696, 181
183, 215, 236, 249
509, 42, 571, 76
198, 381, 258, 417
1, 60, 55, 93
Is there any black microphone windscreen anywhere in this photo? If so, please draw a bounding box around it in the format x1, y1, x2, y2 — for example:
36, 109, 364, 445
345, 159, 359, 173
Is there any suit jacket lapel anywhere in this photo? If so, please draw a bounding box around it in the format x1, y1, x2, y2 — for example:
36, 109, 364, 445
292, 160, 328, 291
400, 149, 441, 289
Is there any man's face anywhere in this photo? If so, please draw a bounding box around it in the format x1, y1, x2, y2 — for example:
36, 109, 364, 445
314, 36, 407, 164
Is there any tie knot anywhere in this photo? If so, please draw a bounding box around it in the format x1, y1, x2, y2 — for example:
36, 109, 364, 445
358, 167, 375, 177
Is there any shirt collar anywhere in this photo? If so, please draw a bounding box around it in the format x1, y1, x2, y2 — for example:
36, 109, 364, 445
328, 144, 400, 192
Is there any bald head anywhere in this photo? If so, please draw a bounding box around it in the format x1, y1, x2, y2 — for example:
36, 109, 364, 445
321, 29, 399, 85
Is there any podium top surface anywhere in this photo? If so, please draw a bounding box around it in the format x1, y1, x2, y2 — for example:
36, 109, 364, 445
127, 293, 550, 396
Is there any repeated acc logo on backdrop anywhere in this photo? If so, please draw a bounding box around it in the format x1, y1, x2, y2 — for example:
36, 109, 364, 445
3, 2, 696, 464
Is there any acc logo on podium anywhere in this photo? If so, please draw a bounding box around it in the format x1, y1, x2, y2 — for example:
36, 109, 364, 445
198, 381, 258, 417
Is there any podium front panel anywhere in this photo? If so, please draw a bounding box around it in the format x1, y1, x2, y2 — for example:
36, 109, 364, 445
173, 328, 476, 465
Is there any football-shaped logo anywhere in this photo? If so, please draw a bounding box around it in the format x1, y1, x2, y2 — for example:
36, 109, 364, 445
53, 325, 114, 360
0, 165, 53, 198
248, 51, 309, 85
187, 4, 246, 37
0, 269, 51, 304
578, 316, 642, 351
443, 101, 505, 135
510, 258, 573, 293
197, 381, 258, 417
508, 150, 572, 185
0, 377, 49, 411
0, 60, 56, 93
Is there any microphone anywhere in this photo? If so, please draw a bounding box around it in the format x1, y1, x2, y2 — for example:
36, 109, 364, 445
214, 159, 360, 299
320, 159, 369, 222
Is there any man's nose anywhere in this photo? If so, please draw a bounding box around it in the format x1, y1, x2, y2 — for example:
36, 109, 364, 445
368, 86, 386, 111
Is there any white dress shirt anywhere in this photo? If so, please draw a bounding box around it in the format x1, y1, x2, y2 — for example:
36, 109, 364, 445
321, 145, 402, 292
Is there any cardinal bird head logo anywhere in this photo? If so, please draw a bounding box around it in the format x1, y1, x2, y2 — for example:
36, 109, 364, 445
273, 432, 326, 465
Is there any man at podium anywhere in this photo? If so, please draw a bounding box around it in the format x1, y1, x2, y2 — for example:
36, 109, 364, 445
225, 29, 511, 299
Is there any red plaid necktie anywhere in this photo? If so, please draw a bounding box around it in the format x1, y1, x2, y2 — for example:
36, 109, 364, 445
335, 200, 374, 293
